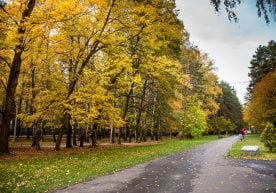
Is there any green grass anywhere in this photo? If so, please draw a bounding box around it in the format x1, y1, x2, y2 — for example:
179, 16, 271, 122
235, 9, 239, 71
0, 136, 217, 193
228, 134, 276, 161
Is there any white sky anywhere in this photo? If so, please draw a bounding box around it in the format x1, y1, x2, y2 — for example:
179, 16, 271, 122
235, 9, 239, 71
175, 0, 276, 104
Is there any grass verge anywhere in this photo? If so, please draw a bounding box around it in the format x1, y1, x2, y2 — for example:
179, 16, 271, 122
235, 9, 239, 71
228, 134, 276, 161
0, 136, 217, 193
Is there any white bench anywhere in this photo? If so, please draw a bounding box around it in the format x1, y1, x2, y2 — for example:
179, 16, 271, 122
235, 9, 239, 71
241, 146, 260, 156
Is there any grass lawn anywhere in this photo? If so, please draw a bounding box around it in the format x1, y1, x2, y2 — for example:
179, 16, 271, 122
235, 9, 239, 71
0, 136, 217, 193
228, 134, 276, 161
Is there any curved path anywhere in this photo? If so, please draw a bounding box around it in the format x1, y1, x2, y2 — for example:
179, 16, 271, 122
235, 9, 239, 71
53, 136, 276, 193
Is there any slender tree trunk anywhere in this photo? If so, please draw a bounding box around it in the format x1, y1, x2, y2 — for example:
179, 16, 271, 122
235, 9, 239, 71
30, 61, 37, 147
66, 126, 73, 148
35, 129, 41, 150
73, 125, 77, 146
110, 123, 115, 144
27, 128, 30, 139
79, 128, 84, 147
13, 105, 18, 142
31, 126, 36, 147
128, 128, 132, 143
54, 126, 64, 151
118, 127, 122, 144
151, 96, 156, 141
91, 123, 97, 148
52, 128, 56, 143
135, 80, 147, 143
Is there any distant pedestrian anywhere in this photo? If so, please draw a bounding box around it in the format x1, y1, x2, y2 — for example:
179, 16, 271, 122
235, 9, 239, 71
241, 128, 246, 141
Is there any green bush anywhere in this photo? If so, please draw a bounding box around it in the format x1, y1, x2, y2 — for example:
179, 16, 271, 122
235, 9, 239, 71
176, 96, 207, 139
208, 116, 237, 135
261, 123, 276, 152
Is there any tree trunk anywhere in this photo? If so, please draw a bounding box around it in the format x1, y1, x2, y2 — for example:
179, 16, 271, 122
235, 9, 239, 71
73, 126, 77, 146
54, 126, 64, 151
35, 129, 41, 150
135, 80, 147, 143
53, 131, 56, 143
79, 128, 84, 147
65, 113, 73, 148
66, 126, 73, 148
31, 127, 36, 147
91, 123, 97, 148
118, 83, 134, 144
13, 106, 18, 142
27, 127, 30, 139
110, 123, 115, 144
118, 127, 122, 144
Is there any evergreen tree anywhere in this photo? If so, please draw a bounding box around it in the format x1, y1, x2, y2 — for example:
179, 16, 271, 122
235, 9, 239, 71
247, 40, 276, 97
216, 81, 243, 130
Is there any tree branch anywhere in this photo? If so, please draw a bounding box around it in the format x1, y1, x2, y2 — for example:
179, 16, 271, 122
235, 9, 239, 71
0, 56, 11, 68
0, 78, 7, 90
0, 2, 8, 14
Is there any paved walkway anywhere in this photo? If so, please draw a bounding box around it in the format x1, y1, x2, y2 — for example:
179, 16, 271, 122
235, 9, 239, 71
53, 136, 276, 193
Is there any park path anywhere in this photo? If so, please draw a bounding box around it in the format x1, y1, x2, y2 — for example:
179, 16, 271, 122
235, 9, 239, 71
53, 136, 276, 193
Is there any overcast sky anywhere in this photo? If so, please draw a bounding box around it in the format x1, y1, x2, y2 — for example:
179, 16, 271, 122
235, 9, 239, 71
175, 0, 276, 104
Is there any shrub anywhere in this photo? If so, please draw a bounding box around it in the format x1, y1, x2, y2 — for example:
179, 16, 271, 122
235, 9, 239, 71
261, 123, 276, 152
208, 116, 237, 135
176, 97, 207, 139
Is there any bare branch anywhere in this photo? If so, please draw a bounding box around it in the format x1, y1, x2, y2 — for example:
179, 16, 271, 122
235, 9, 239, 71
0, 56, 11, 68
0, 78, 7, 90
0, 2, 8, 14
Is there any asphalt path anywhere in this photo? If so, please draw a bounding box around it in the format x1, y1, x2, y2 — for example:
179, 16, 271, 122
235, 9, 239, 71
53, 136, 276, 193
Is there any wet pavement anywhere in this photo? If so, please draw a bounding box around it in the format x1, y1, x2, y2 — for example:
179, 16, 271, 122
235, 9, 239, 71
53, 136, 276, 193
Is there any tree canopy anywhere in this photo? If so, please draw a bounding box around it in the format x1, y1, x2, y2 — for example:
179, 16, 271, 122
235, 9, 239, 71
247, 40, 276, 97
0, 0, 235, 154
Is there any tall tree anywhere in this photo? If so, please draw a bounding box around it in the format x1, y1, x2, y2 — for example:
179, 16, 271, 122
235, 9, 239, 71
0, 0, 36, 154
247, 40, 276, 97
217, 81, 243, 129
244, 72, 276, 129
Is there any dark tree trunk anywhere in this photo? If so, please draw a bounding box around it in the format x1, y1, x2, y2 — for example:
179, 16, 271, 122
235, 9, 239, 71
98, 127, 102, 141
54, 126, 64, 151
31, 131, 36, 147
79, 128, 84, 147
35, 129, 41, 150
135, 80, 147, 143
91, 123, 98, 148
73, 126, 77, 146
142, 129, 147, 142
126, 124, 130, 141
118, 127, 122, 144
123, 127, 127, 142
66, 126, 73, 148
16, 120, 21, 138
65, 113, 73, 148
27, 127, 30, 139
53, 132, 56, 143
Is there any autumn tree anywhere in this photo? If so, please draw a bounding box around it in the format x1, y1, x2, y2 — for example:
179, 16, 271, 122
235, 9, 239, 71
176, 42, 221, 137
181, 46, 221, 117
245, 72, 276, 129
245, 72, 276, 151
247, 40, 276, 97
0, 0, 37, 154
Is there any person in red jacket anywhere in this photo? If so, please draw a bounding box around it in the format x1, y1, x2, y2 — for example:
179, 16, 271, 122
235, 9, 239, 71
241, 128, 246, 141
